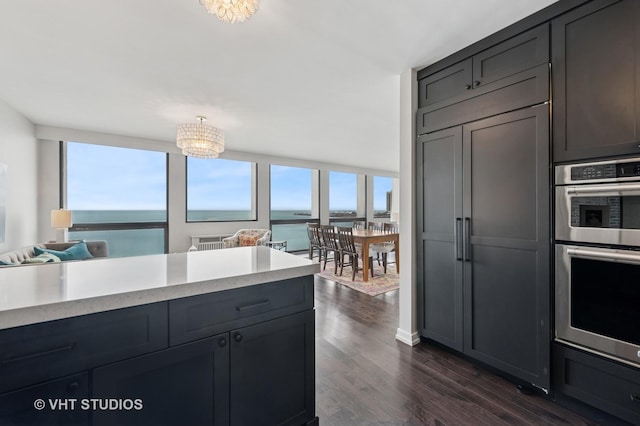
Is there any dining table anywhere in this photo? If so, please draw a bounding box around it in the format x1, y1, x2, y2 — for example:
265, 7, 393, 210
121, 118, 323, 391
351, 228, 400, 282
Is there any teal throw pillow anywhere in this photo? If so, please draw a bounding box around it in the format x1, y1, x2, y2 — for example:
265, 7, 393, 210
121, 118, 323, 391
34, 241, 93, 261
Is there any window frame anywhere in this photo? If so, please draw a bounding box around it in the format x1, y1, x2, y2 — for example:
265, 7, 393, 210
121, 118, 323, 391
269, 165, 319, 252
372, 175, 393, 219
63, 141, 169, 255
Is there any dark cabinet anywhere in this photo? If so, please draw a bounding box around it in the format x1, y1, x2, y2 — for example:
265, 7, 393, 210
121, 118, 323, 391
0, 303, 168, 395
417, 126, 463, 352
553, 343, 640, 425
418, 24, 548, 109
0, 373, 89, 426
93, 335, 230, 426
418, 106, 550, 391
93, 310, 315, 426
169, 276, 314, 346
418, 59, 472, 108
230, 310, 315, 426
0, 276, 316, 426
552, 0, 640, 162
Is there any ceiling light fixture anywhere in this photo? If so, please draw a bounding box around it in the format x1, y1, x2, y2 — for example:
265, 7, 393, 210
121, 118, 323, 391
200, 0, 260, 23
176, 116, 225, 159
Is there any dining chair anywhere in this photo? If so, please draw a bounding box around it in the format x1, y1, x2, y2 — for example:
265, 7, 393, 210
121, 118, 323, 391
367, 221, 383, 265
336, 226, 373, 281
368, 221, 382, 231
306, 222, 323, 264
353, 220, 366, 230
369, 222, 398, 274
320, 225, 341, 274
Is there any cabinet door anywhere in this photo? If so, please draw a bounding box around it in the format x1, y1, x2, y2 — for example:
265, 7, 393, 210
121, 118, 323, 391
230, 310, 315, 426
462, 106, 550, 391
0, 373, 88, 426
473, 24, 549, 88
553, 0, 640, 162
418, 59, 472, 108
93, 334, 230, 426
417, 127, 464, 351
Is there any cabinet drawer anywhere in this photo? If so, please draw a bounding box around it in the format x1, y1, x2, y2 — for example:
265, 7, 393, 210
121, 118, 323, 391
553, 343, 640, 424
0, 303, 168, 393
0, 372, 89, 426
169, 276, 314, 346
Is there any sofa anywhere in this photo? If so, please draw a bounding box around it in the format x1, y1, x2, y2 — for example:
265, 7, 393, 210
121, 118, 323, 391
223, 229, 271, 248
0, 240, 108, 266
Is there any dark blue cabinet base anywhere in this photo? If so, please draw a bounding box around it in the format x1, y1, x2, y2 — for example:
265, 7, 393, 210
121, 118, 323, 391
0, 276, 316, 425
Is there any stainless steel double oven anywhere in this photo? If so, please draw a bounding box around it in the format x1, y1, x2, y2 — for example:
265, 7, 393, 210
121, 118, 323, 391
555, 157, 640, 367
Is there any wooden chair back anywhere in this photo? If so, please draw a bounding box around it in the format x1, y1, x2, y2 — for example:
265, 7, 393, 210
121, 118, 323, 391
336, 226, 357, 255
368, 221, 383, 232
320, 225, 340, 251
307, 222, 321, 246
384, 222, 399, 233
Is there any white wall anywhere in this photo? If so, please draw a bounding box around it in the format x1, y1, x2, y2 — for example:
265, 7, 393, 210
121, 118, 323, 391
395, 68, 419, 346
34, 125, 399, 253
0, 99, 38, 251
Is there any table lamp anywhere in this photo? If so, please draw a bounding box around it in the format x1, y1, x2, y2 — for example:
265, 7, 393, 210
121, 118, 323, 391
51, 209, 73, 242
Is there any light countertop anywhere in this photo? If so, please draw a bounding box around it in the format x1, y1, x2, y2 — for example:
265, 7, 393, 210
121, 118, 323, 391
0, 246, 319, 330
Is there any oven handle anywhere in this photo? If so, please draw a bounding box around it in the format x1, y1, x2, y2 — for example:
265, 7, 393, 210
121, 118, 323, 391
567, 247, 640, 265
567, 183, 640, 196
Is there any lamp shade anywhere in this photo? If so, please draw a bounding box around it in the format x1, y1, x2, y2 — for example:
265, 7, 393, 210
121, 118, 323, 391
200, 0, 260, 23
177, 116, 225, 159
51, 209, 73, 229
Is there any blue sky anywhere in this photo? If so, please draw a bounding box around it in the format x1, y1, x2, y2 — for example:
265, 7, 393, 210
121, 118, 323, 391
67, 143, 392, 211
187, 158, 252, 210
270, 165, 313, 210
67, 143, 167, 210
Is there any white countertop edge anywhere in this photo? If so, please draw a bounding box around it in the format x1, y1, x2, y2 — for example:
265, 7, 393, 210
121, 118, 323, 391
0, 263, 319, 330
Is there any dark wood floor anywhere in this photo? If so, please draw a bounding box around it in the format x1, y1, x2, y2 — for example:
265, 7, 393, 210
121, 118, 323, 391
313, 274, 599, 426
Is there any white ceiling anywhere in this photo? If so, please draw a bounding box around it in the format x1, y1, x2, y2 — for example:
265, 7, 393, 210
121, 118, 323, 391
0, 0, 557, 173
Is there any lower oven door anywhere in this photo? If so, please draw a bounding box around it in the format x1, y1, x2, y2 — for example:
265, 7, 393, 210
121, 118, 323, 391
556, 244, 640, 367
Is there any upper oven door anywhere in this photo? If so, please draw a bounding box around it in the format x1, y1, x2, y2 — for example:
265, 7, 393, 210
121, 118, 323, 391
555, 181, 640, 245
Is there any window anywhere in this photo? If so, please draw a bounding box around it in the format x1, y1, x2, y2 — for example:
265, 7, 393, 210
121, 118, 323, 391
373, 176, 393, 218
187, 158, 256, 222
329, 171, 364, 224
270, 165, 318, 252
66, 142, 167, 258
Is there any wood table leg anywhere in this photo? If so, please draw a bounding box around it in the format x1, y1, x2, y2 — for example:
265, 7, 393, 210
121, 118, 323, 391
362, 241, 370, 282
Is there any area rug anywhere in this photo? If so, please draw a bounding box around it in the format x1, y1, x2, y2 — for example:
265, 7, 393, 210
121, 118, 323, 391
316, 262, 399, 296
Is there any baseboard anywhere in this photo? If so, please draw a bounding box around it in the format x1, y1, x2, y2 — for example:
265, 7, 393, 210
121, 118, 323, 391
395, 328, 420, 346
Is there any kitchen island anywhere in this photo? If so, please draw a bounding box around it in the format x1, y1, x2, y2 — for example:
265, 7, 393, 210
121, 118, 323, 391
0, 246, 319, 425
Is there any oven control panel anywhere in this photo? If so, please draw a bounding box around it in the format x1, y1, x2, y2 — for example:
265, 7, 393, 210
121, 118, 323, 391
557, 158, 640, 185
570, 164, 617, 180
571, 162, 640, 181
616, 162, 640, 178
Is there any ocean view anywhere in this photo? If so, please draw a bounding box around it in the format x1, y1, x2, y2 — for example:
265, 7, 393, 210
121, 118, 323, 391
68, 210, 386, 257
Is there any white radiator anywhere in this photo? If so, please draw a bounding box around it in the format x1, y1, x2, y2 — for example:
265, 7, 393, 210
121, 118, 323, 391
190, 235, 232, 251
197, 241, 225, 251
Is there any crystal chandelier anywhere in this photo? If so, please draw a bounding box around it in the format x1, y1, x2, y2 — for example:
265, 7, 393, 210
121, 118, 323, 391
176, 116, 225, 159
200, 0, 260, 23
